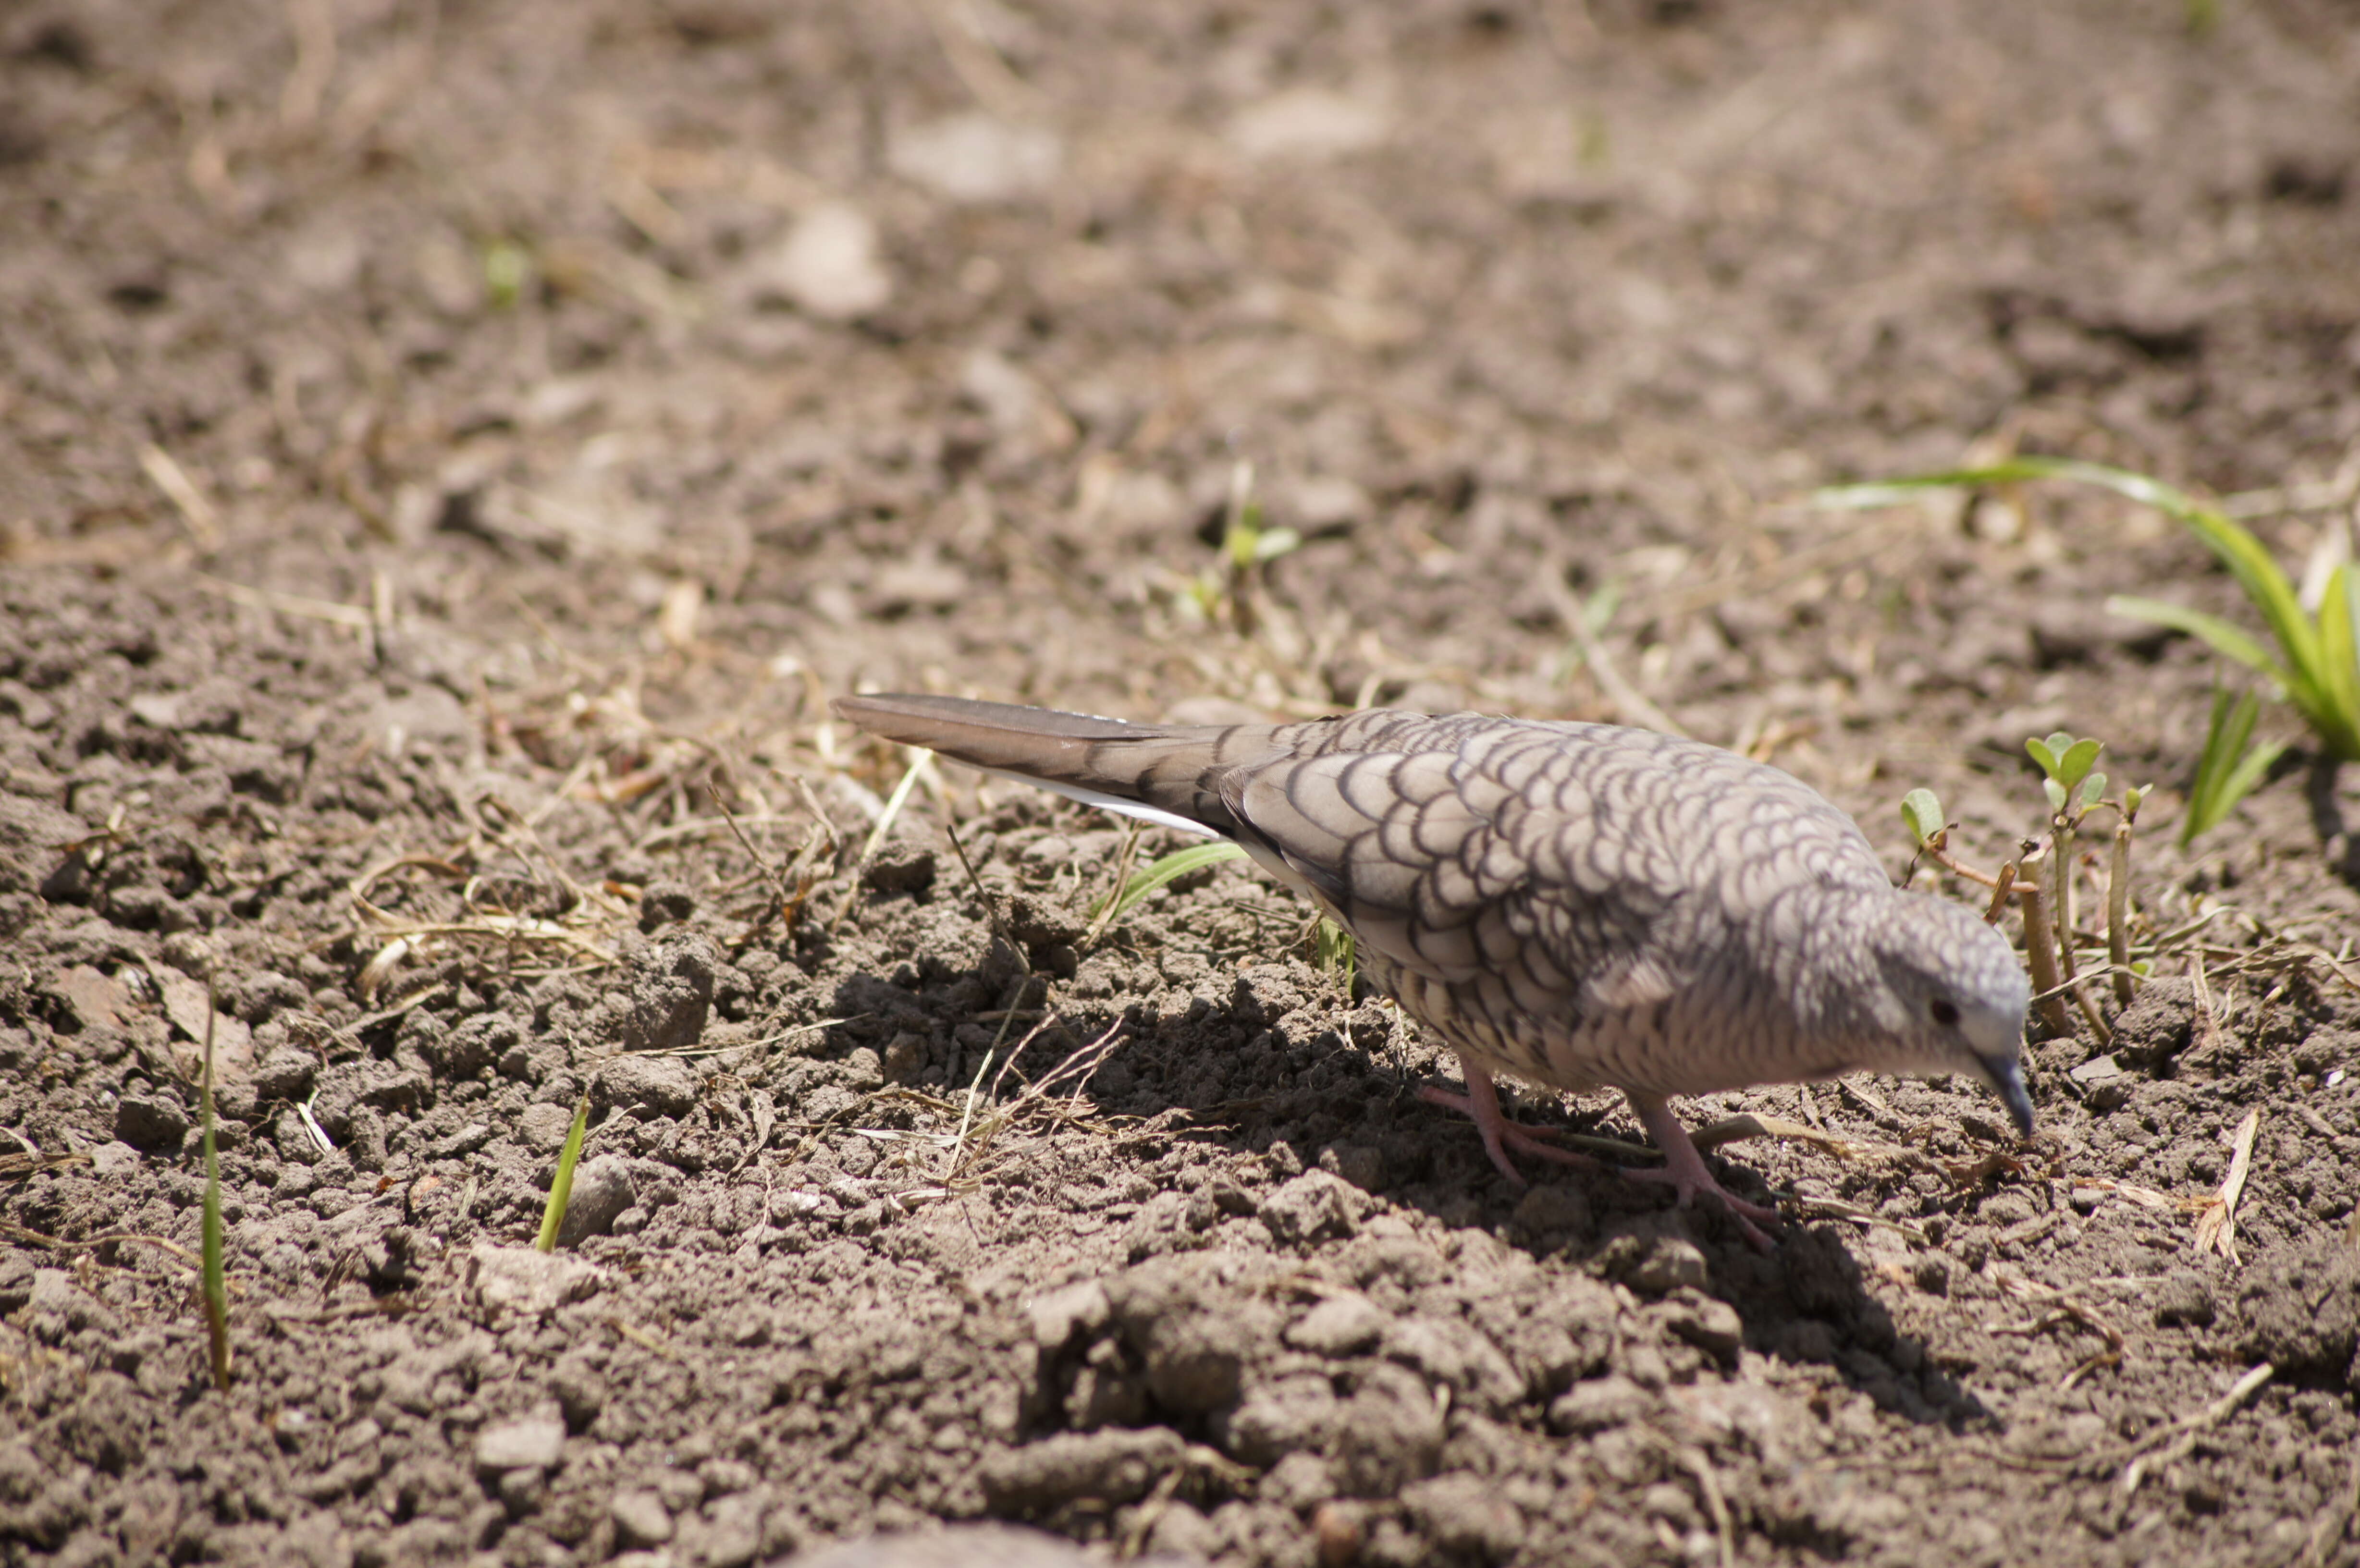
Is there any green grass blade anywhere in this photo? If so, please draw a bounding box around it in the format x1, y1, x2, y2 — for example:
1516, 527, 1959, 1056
2216, 737, 2287, 821
2182, 688, 2244, 843
2104, 596, 2287, 685
2182, 688, 2281, 845
1825, 458, 2345, 750
2345, 565, 2360, 754
1094, 842, 1246, 926
2313, 563, 2360, 759
2171, 505, 2324, 700
1814, 456, 2192, 514
2179, 692, 2225, 847
1813, 457, 2174, 511
536, 1091, 590, 1251
2221, 685, 2260, 755
1314, 917, 1355, 993
2034, 465, 2321, 699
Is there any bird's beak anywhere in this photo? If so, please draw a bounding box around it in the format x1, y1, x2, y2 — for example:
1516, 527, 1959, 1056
1981, 1054, 2035, 1139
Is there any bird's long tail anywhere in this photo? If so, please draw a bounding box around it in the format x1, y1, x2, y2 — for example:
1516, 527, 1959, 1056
830, 694, 1262, 840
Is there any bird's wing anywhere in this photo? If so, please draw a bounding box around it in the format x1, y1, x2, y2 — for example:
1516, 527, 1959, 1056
1215, 741, 1691, 1024
834, 696, 1730, 1024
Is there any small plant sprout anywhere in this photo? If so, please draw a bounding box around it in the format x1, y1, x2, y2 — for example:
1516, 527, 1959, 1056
536, 1091, 591, 1252
2181, 686, 2287, 847
1901, 737, 2151, 1041
1094, 837, 1354, 992
2026, 733, 2106, 817
1186, 459, 1301, 637
1094, 841, 1246, 933
1899, 789, 1947, 855
2025, 732, 2104, 987
1312, 914, 1356, 996
1222, 459, 1303, 576
483, 238, 531, 310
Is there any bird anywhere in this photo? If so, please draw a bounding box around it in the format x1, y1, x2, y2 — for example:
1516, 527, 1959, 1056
831, 694, 2034, 1247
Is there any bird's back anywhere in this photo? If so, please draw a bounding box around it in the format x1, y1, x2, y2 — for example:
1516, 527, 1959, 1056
834, 697, 1900, 1098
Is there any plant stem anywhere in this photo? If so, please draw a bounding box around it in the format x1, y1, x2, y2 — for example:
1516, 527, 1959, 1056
1924, 844, 2007, 890
2043, 828, 2113, 1044
1980, 860, 2018, 924
2016, 870, 2073, 1036
2050, 819, 2078, 988
2107, 821, 2136, 1008
2069, 972, 2113, 1044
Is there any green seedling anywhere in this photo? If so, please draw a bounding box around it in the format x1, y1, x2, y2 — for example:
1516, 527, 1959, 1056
1313, 915, 1356, 995
2025, 732, 2106, 815
2024, 732, 2102, 995
535, 1091, 590, 1251
1096, 838, 1354, 990
1821, 457, 2360, 762
484, 239, 531, 310
1176, 460, 1302, 636
1899, 788, 1947, 852
2181, 686, 2286, 846
1902, 737, 2149, 1038
199, 975, 230, 1392
1095, 841, 1246, 929
1221, 467, 1303, 574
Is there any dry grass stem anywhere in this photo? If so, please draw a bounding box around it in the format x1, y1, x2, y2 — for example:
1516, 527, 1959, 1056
833, 747, 934, 932
1539, 560, 1686, 737
1083, 821, 1145, 948
2117, 1363, 2274, 1498
2193, 1106, 2262, 1262
195, 573, 373, 629
139, 443, 222, 549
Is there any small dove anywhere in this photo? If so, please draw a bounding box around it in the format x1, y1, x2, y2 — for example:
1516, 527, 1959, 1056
833, 695, 2033, 1246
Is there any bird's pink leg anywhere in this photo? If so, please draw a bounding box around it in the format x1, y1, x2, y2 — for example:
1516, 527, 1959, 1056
1619, 1092, 1782, 1252
1418, 1057, 1598, 1185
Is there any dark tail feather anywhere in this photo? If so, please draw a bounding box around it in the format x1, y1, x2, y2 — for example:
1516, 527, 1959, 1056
829, 693, 1243, 838
832, 694, 1145, 782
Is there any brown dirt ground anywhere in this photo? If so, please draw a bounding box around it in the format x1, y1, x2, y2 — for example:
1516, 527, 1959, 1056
5, 2, 2360, 1566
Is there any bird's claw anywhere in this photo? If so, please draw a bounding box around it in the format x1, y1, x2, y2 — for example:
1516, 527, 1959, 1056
1417, 1083, 1600, 1185
1618, 1161, 1783, 1252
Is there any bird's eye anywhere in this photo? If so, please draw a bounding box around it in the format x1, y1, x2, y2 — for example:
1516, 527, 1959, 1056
1929, 998, 1961, 1027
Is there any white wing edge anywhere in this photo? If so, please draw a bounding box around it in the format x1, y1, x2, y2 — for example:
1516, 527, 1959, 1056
974, 766, 1223, 840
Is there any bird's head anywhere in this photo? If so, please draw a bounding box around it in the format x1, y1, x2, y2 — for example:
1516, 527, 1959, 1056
1856, 893, 2034, 1137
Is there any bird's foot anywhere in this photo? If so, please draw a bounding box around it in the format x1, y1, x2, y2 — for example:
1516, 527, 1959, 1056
1418, 1077, 1600, 1187
1622, 1097, 1782, 1252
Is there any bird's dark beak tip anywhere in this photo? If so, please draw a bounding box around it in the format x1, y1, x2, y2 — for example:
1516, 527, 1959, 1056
1991, 1057, 2036, 1140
